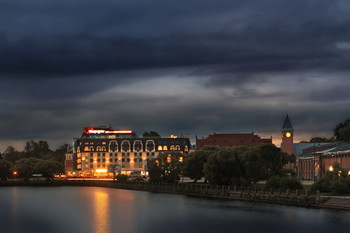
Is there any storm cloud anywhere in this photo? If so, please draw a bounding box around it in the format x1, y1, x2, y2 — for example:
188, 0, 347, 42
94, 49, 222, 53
1, 0, 350, 150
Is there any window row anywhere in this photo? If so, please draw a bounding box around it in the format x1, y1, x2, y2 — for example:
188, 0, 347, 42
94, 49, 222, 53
81, 140, 156, 152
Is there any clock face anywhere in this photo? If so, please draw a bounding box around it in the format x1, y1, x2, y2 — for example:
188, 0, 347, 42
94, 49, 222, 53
285, 132, 292, 138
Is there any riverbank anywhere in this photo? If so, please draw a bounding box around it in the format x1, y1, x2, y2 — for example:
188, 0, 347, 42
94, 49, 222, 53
1, 180, 349, 210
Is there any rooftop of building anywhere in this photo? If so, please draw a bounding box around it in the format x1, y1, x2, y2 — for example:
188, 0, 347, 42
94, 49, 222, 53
282, 115, 293, 131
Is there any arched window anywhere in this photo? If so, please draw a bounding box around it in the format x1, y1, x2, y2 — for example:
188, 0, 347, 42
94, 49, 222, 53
84, 146, 89, 151
122, 141, 130, 152
184, 146, 189, 152
170, 145, 175, 151
146, 140, 155, 152
102, 146, 106, 151
133, 140, 143, 151
163, 145, 168, 151
158, 145, 163, 151
109, 141, 118, 152
96, 146, 101, 151
89, 146, 94, 151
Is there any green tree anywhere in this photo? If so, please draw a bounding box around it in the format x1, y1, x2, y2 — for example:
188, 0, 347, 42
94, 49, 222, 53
147, 152, 183, 183
258, 144, 292, 178
243, 147, 264, 183
204, 147, 248, 186
11, 158, 39, 181
143, 131, 161, 138
309, 137, 335, 143
34, 160, 63, 181
53, 144, 69, 164
3, 146, 22, 163
312, 162, 350, 195
0, 159, 13, 180
334, 119, 350, 142
183, 146, 218, 182
23, 140, 52, 158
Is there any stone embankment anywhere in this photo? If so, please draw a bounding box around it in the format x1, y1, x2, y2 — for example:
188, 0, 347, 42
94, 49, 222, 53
1, 180, 349, 210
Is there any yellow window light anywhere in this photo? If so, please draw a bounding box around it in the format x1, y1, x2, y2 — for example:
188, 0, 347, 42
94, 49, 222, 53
96, 169, 107, 173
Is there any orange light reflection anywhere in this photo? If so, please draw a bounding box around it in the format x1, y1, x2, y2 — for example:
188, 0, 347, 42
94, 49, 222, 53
94, 191, 110, 233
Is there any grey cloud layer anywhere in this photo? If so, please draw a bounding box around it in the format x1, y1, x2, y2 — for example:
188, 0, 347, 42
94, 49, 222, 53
1, 0, 350, 148
1, 0, 350, 77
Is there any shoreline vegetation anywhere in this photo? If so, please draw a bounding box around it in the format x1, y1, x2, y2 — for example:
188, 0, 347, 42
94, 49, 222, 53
1, 180, 350, 211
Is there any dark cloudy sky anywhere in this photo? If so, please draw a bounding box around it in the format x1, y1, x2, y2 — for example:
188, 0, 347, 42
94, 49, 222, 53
1, 0, 350, 150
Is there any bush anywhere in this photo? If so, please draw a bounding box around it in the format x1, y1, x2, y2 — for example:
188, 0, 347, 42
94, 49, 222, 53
330, 178, 350, 195
266, 176, 281, 189
311, 176, 332, 193
281, 169, 296, 177
280, 177, 303, 190
266, 176, 303, 190
115, 174, 129, 182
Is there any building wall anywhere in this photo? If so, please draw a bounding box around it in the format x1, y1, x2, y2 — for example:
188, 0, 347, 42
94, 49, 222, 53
66, 136, 191, 177
196, 133, 272, 149
281, 132, 294, 155
296, 153, 350, 180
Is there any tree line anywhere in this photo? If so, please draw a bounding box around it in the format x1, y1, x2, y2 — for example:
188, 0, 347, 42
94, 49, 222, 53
148, 144, 298, 188
0, 140, 67, 181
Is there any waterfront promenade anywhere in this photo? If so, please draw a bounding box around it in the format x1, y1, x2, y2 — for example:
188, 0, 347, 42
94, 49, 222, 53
1, 180, 350, 210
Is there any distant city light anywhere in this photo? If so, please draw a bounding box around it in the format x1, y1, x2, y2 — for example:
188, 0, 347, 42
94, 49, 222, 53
96, 169, 107, 173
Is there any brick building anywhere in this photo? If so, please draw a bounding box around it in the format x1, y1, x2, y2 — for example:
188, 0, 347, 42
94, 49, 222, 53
296, 143, 350, 180
196, 132, 272, 150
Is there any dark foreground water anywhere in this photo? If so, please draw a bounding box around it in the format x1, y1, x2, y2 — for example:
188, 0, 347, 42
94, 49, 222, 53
0, 187, 349, 233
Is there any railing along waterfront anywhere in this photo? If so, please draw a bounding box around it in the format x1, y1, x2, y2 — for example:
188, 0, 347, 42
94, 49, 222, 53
0, 180, 323, 208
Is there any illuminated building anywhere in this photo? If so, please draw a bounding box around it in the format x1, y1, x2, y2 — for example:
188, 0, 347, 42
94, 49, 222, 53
296, 143, 350, 180
65, 127, 191, 177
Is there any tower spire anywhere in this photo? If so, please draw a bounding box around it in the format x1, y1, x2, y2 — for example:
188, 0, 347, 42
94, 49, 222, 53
282, 114, 293, 131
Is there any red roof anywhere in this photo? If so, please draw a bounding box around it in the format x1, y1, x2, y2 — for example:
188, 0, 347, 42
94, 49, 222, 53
196, 133, 272, 149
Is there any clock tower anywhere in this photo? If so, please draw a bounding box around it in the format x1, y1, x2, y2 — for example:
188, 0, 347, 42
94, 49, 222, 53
281, 115, 294, 155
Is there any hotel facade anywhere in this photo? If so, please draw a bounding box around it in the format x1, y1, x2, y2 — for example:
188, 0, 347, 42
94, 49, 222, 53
65, 127, 191, 177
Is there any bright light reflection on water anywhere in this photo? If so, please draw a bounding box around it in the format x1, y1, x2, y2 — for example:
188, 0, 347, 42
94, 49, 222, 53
0, 186, 349, 233
94, 191, 109, 233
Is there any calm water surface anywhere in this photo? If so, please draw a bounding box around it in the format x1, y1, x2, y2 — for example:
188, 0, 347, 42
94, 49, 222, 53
0, 186, 349, 233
